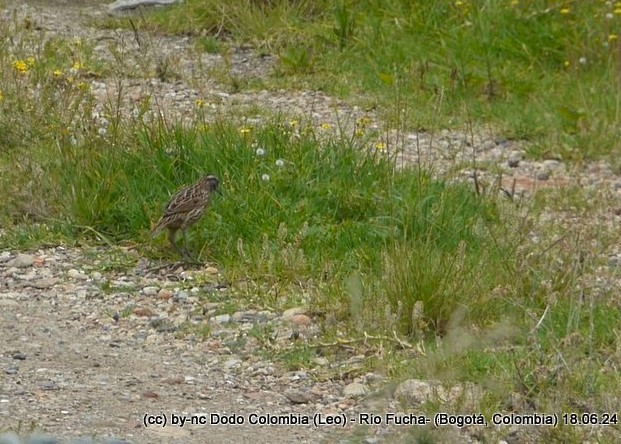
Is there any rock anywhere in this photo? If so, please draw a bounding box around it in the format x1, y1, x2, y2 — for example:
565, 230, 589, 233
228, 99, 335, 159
542, 159, 561, 169
608, 255, 621, 267
30, 278, 57, 289
536, 169, 550, 181
11, 351, 26, 360
107, 0, 181, 15
394, 379, 435, 407
67, 268, 88, 280
212, 314, 231, 323
284, 389, 314, 404
6, 254, 34, 268
111, 280, 133, 288
224, 358, 241, 369
291, 314, 312, 328
313, 357, 329, 366
343, 382, 367, 398
507, 150, 523, 168
142, 286, 159, 296
364, 372, 383, 383
205, 266, 218, 274
133, 307, 154, 317
158, 288, 173, 299
174, 290, 189, 302
0, 251, 12, 263
479, 140, 496, 151
282, 307, 306, 321
232, 310, 271, 323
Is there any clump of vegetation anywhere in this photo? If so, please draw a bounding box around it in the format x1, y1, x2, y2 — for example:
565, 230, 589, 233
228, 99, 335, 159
103, 0, 621, 161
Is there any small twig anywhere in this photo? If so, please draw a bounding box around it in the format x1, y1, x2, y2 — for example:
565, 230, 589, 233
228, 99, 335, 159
128, 18, 141, 48
74, 225, 115, 247
530, 304, 549, 335
500, 177, 517, 201
144, 259, 202, 276
314, 330, 417, 351
473, 169, 481, 195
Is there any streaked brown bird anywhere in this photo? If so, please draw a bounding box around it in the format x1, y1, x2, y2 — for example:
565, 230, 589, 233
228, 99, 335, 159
152, 175, 220, 260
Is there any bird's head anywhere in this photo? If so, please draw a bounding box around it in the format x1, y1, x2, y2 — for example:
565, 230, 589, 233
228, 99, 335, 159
201, 175, 220, 193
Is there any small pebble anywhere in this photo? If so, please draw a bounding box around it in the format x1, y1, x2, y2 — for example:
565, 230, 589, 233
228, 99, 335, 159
212, 314, 231, 324
536, 169, 550, 181
142, 286, 159, 296
67, 269, 88, 280
343, 382, 367, 398
507, 150, 523, 168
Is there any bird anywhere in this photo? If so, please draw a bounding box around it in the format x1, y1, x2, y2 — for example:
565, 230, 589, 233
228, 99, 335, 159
152, 174, 220, 260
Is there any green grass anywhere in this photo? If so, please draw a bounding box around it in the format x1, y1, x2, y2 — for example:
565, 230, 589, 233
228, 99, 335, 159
104, 0, 621, 161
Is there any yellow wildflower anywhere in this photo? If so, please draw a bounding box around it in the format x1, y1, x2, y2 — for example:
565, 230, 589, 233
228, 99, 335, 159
0, 90, 3, 102
357, 116, 372, 127
288, 119, 299, 127
12, 60, 28, 73
609, 34, 618, 41
195, 99, 205, 108
560, 7, 570, 14
26, 57, 35, 67
563, 60, 570, 67
72, 61, 83, 70
375, 142, 387, 151
320, 122, 332, 130
53, 69, 63, 77
615, 8, 621, 14
239, 126, 252, 134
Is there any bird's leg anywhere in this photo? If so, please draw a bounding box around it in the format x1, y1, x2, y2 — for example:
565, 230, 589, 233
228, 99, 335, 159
180, 228, 194, 262
167, 228, 185, 258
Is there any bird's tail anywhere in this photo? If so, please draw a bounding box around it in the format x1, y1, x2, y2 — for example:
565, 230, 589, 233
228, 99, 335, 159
151, 220, 164, 237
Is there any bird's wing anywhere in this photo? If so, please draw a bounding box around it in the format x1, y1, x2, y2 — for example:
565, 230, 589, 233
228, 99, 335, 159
163, 192, 209, 216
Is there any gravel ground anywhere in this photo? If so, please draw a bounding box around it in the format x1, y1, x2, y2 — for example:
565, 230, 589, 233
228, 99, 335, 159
0, 247, 372, 443
3, 1, 621, 443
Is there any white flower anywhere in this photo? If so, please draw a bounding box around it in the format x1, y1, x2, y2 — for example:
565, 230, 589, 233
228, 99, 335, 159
606, 13, 614, 19
275, 159, 284, 167
579, 57, 587, 65
261, 174, 270, 181
98, 127, 107, 136
256, 147, 266, 156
